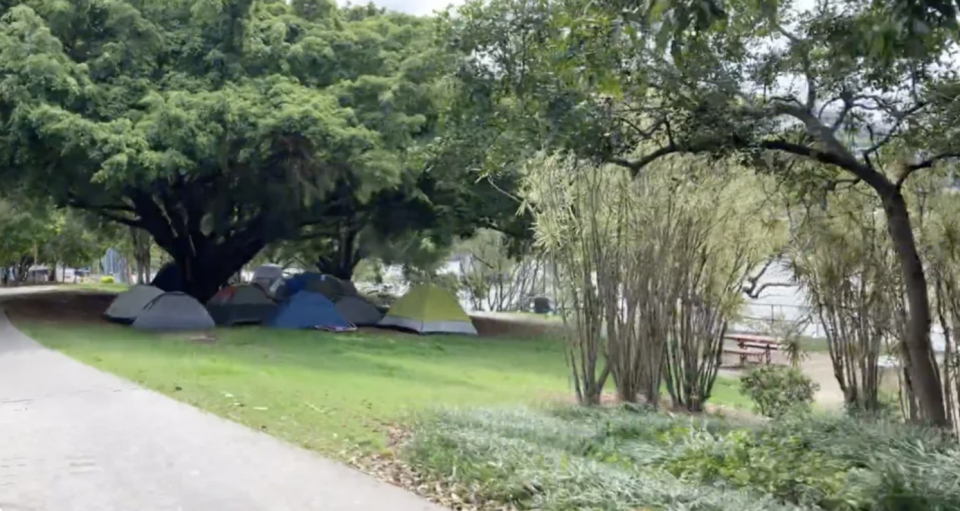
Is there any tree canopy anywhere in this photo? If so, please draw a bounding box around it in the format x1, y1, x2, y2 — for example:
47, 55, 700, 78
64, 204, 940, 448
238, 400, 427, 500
0, 0, 526, 300
443, 0, 960, 425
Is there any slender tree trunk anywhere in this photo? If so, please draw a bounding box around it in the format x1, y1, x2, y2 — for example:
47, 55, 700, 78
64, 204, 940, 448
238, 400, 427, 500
882, 190, 949, 428
131, 226, 152, 284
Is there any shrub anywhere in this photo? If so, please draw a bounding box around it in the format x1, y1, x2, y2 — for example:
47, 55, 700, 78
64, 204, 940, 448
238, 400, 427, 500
664, 428, 856, 509
739, 365, 818, 418
100, 275, 115, 284
665, 414, 960, 511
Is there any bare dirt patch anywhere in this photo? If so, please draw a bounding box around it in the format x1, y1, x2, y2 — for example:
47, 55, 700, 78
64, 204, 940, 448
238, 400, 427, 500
5, 291, 114, 326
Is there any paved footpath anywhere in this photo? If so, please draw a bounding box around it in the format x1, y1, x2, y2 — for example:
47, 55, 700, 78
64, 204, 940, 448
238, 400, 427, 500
0, 300, 445, 511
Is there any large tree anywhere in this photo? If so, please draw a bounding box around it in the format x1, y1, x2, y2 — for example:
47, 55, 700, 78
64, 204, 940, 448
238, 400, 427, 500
0, 0, 449, 300
447, 0, 960, 426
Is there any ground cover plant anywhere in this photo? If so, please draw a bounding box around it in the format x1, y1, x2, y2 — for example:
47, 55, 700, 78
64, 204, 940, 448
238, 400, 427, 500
406, 405, 960, 511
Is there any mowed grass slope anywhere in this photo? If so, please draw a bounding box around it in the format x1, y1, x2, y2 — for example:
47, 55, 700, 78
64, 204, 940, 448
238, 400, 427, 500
14, 320, 571, 454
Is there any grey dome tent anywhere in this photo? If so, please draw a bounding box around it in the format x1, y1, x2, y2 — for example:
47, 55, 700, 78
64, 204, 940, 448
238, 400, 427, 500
306, 275, 358, 301
132, 292, 215, 331
268, 277, 290, 300
305, 275, 344, 300
334, 295, 384, 326
252, 264, 283, 290
104, 285, 164, 324
206, 284, 278, 326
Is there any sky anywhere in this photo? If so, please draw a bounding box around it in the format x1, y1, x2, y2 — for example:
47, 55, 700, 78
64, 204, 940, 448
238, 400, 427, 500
341, 0, 460, 16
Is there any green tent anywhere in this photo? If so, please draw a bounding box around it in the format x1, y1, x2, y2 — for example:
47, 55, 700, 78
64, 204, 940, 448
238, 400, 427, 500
378, 284, 477, 335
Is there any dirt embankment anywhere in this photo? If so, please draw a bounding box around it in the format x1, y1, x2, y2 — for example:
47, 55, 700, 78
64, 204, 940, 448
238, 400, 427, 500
5, 291, 115, 325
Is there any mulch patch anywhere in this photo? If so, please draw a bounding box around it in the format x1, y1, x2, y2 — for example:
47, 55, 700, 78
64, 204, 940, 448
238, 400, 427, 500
5, 291, 114, 325
470, 315, 564, 338
352, 316, 564, 340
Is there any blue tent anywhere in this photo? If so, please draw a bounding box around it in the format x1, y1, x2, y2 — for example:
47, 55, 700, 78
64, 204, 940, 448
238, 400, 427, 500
267, 291, 355, 330
283, 272, 324, 296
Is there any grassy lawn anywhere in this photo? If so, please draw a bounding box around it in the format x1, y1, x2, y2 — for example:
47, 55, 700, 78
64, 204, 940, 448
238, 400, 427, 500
14, 315, 750, 456
73, 281, 133, 294
15, 321, 572, 454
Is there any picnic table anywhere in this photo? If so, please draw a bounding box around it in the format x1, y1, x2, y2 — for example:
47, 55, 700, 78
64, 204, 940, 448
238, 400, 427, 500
723, 333, 780, 366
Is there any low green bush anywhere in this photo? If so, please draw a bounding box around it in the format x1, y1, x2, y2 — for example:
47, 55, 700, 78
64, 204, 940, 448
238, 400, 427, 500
100, 275, 115, 284
664, 427, 856, 508
739, 365, 818, 418
405, 406, 960, 511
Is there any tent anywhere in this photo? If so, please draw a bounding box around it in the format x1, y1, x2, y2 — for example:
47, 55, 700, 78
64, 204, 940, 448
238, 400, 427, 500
104, 285, 164, 324
151, 263, 184, 292
132, 292, 216, 331
305, 275, 344, 300
206, 285, 278, 326
267, 291, 355, 331
335, 295, 384, 326
268, 277, 290, 300
378, 284, 477, 335
284, 272, 324, 296
252, 264, 283, 290
286, 272, 357, 301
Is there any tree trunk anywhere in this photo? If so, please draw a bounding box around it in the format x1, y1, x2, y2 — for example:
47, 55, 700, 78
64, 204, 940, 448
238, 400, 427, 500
315, 222, 361, 280
131, 226, 152, 284
882, 190, 949, 428
131, 189, 272, 302
169, 237, 267, 302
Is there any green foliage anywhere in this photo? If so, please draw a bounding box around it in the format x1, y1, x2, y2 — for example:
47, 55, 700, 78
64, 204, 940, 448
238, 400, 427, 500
522, 152, 784, 407
739, 366, 818, 419
666, 428, 853, 508
100, 275, 115, 284
0, 0, 525, 297
446, 0, 960, 426
407, 406, 960, 511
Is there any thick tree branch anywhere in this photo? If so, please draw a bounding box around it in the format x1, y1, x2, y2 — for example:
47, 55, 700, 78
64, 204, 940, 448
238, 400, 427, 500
863, 102, 927, 159
743, 281, 795, 299
67, 197, 142, 227
93, 211, 143, 228
830, 91, 854, 132
824, 177, 861, 192
898, 152, 960, 188
774, 23, 816, 109
609, 144, 683, 174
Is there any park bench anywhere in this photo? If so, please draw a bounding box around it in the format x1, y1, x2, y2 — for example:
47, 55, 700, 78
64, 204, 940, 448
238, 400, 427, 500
723, 333, 780, 366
